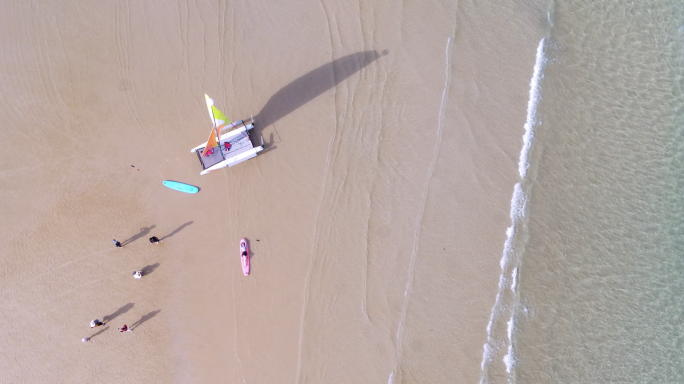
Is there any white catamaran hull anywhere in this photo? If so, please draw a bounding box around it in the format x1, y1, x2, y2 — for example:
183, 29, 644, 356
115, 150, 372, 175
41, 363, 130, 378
199, 147, 262, 175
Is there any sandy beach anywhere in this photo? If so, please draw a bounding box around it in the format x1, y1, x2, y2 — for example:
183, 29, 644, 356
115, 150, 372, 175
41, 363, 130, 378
0, 1, 543, 382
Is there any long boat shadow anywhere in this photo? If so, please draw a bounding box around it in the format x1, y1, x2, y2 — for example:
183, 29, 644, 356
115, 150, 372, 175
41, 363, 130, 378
253, 50, 387, 148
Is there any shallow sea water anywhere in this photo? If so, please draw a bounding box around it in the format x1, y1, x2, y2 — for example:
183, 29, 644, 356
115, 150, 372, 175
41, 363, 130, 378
483, 0, 684, 383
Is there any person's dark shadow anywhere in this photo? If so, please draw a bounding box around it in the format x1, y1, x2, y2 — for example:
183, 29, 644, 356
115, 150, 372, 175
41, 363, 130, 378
141, 263, 160, 276
121, 225, 156, 246
160, 221, 193, 241
103, 302, 134, 322
130, 310, 161, 330
253, 50, 387, 145
89, 326, 109, 339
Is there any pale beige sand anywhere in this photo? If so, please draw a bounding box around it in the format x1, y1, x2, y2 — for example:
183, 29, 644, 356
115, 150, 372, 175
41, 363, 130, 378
0, 1, 543, 383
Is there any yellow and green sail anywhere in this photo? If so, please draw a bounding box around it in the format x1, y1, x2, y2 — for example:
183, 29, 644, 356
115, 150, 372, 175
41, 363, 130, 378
204, 94, 230, 129
201, 94, 231, 157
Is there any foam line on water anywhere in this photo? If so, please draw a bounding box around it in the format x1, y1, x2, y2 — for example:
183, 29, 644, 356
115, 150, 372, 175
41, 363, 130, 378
503, 316, 516, 373
511, 267, 518, 293
519, 39, 546, 179
479, 38, 546, 384
504, 344, 515, 374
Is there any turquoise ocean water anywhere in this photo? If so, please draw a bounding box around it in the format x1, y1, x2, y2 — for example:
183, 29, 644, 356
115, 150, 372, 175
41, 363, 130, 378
481, 0, 684, 382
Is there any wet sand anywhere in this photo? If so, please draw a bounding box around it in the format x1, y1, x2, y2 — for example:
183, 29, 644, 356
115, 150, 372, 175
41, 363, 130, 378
0, 0, 543, 382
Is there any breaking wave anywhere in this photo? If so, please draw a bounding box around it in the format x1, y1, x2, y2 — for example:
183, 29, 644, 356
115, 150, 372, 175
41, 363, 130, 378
479, 38, 546, 384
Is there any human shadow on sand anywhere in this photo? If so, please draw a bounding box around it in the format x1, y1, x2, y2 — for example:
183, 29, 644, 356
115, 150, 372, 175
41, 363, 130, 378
121, 225, 156, 246
253, 50, 387, 147
103, 302, 134, 322
89, 326, 110, 339
131, 310, 161, 330
141, 263, 160, 276
160, 221, 193, 241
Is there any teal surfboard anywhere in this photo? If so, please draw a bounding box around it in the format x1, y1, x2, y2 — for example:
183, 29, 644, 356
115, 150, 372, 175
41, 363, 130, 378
163, 180, 199, 194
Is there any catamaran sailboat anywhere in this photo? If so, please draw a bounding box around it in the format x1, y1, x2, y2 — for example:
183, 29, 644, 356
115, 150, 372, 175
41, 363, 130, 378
190, 94, 263, 175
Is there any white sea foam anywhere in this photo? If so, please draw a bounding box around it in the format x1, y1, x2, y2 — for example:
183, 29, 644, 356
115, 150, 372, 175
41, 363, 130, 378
505, 317, 516, 373
518, 39, 547, 179
504, 344, 516, 374
501, 226, 514, 271
511, 183, 526, 221
511, 267, 518, 293
479, 38, 546, 384
481, 342, 494, 371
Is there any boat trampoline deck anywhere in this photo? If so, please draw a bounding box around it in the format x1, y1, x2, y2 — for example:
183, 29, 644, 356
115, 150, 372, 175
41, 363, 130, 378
196, 130, 255, 170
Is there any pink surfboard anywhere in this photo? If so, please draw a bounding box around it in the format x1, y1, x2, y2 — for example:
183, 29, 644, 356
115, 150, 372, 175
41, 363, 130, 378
240, 238, 250, 276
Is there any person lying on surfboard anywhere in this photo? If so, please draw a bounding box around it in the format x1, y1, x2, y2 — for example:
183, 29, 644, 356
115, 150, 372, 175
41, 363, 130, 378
240, 239, 249, 276
240, 238, 250, 276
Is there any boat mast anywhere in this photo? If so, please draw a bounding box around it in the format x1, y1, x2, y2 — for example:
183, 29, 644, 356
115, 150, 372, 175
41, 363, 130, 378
200, 95, 221, 157
209, 103, 219, 141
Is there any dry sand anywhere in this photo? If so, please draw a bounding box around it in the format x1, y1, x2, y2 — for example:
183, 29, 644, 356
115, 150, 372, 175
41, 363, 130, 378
0, 0, 543, 382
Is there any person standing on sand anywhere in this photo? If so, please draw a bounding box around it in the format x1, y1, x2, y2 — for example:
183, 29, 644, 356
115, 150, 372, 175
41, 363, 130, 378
113, 239, 124, 248
82, 337, 90, 342
90, 319, 105, 328
118, 325, 131, 332
149, 236, 162, 244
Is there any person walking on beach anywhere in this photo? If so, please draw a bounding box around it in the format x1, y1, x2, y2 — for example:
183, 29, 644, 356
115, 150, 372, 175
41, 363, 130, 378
90, 319, 105, 328
118, 325, 131, 332
132, 270, 142, 279
82, 337, 90, 342
149, 236, 162, 244
113, 239, 124, 248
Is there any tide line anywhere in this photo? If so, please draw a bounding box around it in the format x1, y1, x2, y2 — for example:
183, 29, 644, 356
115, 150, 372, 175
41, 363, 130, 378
388, 36, 453, 384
